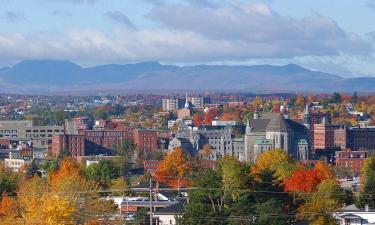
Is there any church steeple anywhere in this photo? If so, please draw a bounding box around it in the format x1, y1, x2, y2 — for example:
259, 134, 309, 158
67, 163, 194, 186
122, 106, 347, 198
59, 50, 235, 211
246, 119, 252, 135
184, 92, 189, 108
303, 104, 311, 129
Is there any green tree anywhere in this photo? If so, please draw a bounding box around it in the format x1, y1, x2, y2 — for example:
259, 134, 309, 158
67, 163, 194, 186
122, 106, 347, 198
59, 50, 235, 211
57, 148, 70, 159
254, 199, 287, 225
85, 160, 121, 188
112, 140, 135, 179
357, 154, 375, 208
178, 169, 228, 225
329, 92, 342, 103
0, 162, 19, 197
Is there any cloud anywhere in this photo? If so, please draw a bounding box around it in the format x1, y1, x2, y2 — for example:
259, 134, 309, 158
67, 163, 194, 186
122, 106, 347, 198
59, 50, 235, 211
4, 11, 26, 22
147, 3, 370, 57
0, 2, 372, 68
104, 11, 135, 28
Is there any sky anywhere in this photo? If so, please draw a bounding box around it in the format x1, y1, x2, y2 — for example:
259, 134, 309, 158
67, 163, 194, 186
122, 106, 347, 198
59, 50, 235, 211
0, 0, 375, 77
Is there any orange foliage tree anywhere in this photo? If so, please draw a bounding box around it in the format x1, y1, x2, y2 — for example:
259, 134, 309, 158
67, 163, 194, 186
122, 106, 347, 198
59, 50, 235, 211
284, 162, 334, 192
155, 147, 192, 188
0, 192, 20, 220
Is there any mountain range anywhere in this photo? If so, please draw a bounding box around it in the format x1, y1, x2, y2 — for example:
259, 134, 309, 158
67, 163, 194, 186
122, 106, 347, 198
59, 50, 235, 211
0, 60, 373, 94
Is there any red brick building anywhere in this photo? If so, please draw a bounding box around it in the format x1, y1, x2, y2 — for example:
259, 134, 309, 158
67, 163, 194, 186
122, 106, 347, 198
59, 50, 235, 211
0, 138, 10, 148
335, 149, 368, 175
334, 127, 347, 149
133, 130, 158, 156
143, 160, 160, 174
52, 134, 85, 158
84, 129, 133, 154
313, 123, 340, 151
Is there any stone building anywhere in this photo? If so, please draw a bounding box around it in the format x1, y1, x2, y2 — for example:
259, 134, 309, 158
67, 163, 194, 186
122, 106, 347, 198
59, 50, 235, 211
170, 112, 310, 163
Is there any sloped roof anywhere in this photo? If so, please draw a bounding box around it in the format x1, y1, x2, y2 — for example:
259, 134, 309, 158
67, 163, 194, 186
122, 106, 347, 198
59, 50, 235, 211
248, 119, 270, 132
154, 202, 184, 215
266, 114, 289, 132
286, 119, 307, 132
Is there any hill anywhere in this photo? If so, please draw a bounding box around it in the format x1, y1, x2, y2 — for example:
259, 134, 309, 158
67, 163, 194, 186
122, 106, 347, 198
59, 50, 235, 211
0, 60, 372, 94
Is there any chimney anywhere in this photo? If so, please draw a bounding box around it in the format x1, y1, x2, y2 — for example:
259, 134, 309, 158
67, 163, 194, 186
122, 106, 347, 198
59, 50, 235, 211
365, 204, 369, 212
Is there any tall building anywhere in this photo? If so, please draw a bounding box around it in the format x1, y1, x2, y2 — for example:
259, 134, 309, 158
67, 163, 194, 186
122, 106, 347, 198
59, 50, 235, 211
190, 96, 204, 108
162, 97, 184, 111
313, 120, 340, 151
52, 134, 85, 158
133, 130, 158, 157
0, 120, 64, 151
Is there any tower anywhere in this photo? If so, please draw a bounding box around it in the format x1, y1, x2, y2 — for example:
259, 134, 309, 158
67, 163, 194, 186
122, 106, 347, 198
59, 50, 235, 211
184, 93, 189, 108
303, 104, 311, 129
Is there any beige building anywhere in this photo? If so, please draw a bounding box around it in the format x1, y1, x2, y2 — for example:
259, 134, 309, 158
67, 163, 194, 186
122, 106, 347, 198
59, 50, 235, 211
4, 151, 32, 172
0, 120, 64, 150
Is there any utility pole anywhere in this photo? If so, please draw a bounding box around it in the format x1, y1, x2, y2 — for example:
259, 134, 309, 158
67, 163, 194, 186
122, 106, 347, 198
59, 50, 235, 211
149, 177, 153, 225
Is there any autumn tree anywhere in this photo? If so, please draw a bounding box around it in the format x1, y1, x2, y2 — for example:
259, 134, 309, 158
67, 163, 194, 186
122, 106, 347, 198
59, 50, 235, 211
295, 95, 306, 110
284, 162, 334, 193
218, 156, 249, 201
252, 96, 263, 111
193, 114, 203, 126
155, 147, 191, 188
0, 192, 20, 223
251, 149, 296, 182
298, 180, 345, 225
202, 144, 212, 160
48, 158, 117, 224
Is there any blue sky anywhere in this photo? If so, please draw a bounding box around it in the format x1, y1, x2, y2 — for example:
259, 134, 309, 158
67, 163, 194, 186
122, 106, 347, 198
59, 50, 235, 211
0, 0, 375, 77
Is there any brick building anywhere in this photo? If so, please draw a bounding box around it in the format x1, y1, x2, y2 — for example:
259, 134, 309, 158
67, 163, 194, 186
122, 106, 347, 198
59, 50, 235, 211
335, 149, 368, 175
83, 129, 133, 154
347, 126, 375, 151
52, 128, 157, 159
313, 123, 340, 151
52, 134, 85, 158
143, 160, 160, 175
133, 130, 158, 156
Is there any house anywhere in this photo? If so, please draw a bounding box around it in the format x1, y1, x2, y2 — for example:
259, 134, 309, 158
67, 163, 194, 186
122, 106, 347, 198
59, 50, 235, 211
334, 204, 375, 225
154, 202, 184, 225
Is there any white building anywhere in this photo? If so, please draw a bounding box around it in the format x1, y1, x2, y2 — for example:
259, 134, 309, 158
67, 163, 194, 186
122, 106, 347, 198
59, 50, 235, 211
334, 204, 375, 225
4, 151, 32, 172
154, 202, 184, 225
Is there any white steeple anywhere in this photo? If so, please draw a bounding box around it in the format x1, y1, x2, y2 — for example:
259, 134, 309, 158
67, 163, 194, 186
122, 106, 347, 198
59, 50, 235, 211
246, 119, 252, 135
184, 92, 189, 108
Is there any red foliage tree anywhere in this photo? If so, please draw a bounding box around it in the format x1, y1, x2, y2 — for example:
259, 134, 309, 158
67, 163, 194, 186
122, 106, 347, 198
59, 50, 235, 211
193, 114, 203, 126
284, 162, 334, 192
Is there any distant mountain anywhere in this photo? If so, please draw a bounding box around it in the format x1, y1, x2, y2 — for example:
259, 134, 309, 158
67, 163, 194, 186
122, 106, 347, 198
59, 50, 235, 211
0, 60, 373, 94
